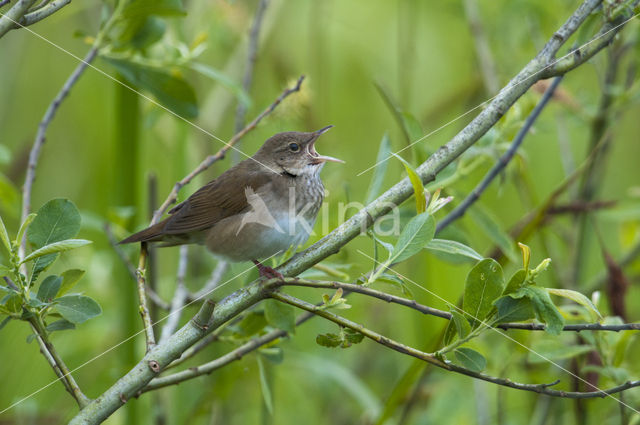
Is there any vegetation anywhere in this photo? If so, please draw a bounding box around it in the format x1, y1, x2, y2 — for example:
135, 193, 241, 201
1, 0, 639, 424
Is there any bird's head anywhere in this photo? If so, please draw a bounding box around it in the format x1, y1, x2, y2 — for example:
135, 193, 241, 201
255, 126, 344, 177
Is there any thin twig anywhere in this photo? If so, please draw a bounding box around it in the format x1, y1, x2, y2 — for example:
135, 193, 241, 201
276, 278, 640, 331
0, 0, 11, 9
271, 292, 640, 399
233, 0, 270, 135
136, 244, 156, 351
437, 76, 564, 233
142, 311, 314, 392
159, 246, 189, 343
29, 318, 90, 408
151, 75, 305, 224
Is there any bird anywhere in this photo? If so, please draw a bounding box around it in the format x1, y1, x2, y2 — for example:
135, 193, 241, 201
120, 126, 343, 278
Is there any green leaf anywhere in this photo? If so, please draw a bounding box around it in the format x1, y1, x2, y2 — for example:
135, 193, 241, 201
37, 275, 62, 303
503, 269, 526, 296
2, 293, 21, 313
0, 215, 10, 253
547, 288, 602, 321
257, 356, 273, 415
106, 58, 198, 119
517, 242, 531, 271
130, 16, 166, 50
493, 296, 535, 324
121, 0, 186, 19
443, 320, 457, 345
468, 206, 518, 263
389, 212, 435, 264
400, 111, 423, 142
369, 231, 394, 257
190, 62, 251, 107
425, 239, 483, 261
450, 309, 471, 338
463, 259, 505, 328
45, 319, 76, 333
59, 269, 85, 296
264, 299, 296, 334
393, 154, 426, 214
343, 328, 365, 345
527, 340, 593, 364
510, 286, 565, 335
27, 199, 81, 282
365, 134, 392, 204
28, 199, 81, 247
316, 332, 341, 348
54, 295, 102, 324
454, 347, 486, 372
21, 239, 92, 264
16, 213, 37, 250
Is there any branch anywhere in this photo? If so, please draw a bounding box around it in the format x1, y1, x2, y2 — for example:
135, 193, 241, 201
436, 76, 563, 233
15, 0, 69, 26
151, 75, 305, 224
71, 2, 624, 422
143, 311, 314, 392
277, 278, 640, 331
278, 1, 601, 279
271, 292, 640, 399
136, 244, 156, 351
233, 0, 270, 134
0, 0, 35, 38
541, 15, 634, 78
69, 280, 278, 425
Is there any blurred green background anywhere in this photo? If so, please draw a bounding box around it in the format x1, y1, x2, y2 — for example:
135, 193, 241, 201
1, 0, 639, 424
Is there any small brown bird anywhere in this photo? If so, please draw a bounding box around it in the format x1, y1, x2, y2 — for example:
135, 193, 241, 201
120, 126, 343, 277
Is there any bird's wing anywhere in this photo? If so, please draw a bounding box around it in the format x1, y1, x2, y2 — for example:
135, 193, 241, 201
163, 164, 273, 234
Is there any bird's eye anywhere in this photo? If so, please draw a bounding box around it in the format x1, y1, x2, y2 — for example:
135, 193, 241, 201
288, 143, 300, 152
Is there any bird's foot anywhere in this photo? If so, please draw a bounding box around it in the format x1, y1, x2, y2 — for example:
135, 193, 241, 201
252, 260, 284, 280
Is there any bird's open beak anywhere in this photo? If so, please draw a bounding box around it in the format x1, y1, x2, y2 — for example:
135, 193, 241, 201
309, 125, 345, 164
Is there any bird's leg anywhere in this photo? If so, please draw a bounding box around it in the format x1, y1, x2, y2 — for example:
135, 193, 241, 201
252, 260, 284, 279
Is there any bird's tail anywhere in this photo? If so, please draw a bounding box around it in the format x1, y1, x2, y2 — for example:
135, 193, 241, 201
119, 220, 168, 244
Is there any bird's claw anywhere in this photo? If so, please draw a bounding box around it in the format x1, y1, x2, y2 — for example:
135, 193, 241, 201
253, 260, 284, 280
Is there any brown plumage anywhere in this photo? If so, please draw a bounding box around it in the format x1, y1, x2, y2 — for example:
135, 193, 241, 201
120, 127, 343, 276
